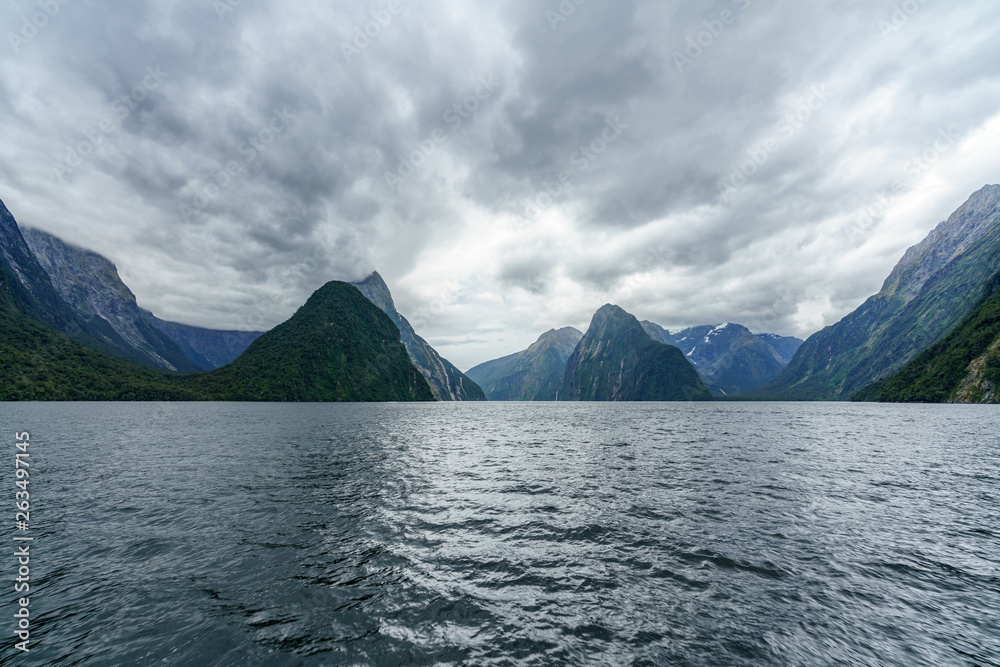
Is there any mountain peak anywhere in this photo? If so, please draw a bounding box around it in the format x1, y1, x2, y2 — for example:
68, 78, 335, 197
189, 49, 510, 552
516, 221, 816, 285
564, 304, 711, 401
968, 183, 1000, 208
350, 270, 486, 401
880, 184, 1000, 301
467, 326, 583, 401
358, 270, 386, 286
0, 198, 15, 232
187, 280, 435, 401
590, 303, 633, 328
535, 326, 583, 344
595, 303, 627, 315
352, 271, 395, 313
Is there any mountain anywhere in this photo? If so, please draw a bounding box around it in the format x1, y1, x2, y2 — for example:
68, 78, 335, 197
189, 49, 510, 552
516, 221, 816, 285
756, 184, 1000, 400
0, 257, 203, 400
1, 272, 435, 402
469, 319, 801, 401
22, 228, 204, 373
466, 327, 584, 401
23, 227, 262, 372
754, 333, 803, 364
4, 201, 261, 373
351, 272, 485, 401
141, 312, 263, 371
855, 270, 1000, 403
642, 321, 801, 395
563, 305, 712, 401
186, 281, 435, 401
0, 198, 141, 360
0, 198, 80, 331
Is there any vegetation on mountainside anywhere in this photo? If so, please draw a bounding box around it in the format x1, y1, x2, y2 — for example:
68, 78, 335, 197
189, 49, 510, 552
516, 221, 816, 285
854, 271, 1000, 403
0, 280, 435, 402
564, 305, 712, 402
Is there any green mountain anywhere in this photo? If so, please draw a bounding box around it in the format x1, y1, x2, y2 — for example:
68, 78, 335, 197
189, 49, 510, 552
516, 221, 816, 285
855, 270, 1000, 403
0, 273, 204, 400
1, 276, 435, 402
185, 281, 435, 402
352, 272, 485, 401
642, 322, 800, 395
562, 305, 712, 401
466, 327, 584, 401
755, 184, 1000, 400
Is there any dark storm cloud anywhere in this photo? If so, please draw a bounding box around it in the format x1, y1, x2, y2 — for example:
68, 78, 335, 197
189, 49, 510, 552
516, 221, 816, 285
1, 0, 999, 368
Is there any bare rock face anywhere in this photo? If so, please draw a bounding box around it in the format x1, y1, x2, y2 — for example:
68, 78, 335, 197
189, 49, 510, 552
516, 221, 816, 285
0, 198, 151, 362
352, 272, 486, 401
22, 228, 202, 372
18, 225, 262, 373
759, 184, 1000, 400
953, 337, 1000, 403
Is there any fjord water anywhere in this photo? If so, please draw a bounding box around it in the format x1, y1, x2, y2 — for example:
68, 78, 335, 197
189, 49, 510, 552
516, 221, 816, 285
4, 403, 999, 666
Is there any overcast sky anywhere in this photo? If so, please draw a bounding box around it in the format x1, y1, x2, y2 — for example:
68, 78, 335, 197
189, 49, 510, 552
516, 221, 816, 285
2, 0, 1000, 369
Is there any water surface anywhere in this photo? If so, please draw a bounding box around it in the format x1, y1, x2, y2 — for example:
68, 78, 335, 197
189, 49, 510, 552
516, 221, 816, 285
2, 402, 998, 665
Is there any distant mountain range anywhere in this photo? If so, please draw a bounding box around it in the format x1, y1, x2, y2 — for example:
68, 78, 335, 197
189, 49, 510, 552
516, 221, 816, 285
3, 184, 1000, 403
642, 322, 801, 395
140, 313, 264, 371
469, 317, 799, 401
755, 184, 1000, 401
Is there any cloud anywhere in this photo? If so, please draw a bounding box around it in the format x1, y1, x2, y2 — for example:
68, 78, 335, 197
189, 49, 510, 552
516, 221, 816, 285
1, 0, 1000, 369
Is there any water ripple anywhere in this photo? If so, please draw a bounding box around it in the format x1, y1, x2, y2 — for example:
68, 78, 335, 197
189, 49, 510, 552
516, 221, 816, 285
3, 402, 999, 665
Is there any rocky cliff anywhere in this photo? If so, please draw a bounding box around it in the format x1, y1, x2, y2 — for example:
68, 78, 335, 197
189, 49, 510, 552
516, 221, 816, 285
352, 272, 486, 401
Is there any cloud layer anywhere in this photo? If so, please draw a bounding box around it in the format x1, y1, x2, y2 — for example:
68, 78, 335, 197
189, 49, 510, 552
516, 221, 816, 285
2, 0, 1000, 369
